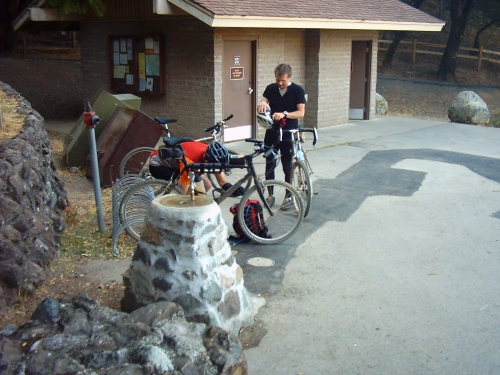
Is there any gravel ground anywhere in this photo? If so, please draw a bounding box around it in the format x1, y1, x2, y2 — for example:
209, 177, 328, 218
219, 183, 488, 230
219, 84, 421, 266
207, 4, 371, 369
377, 75, 500, 123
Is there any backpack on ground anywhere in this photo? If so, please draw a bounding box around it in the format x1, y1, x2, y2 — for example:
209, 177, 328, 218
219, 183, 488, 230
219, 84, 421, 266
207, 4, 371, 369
229, 199, 270, 242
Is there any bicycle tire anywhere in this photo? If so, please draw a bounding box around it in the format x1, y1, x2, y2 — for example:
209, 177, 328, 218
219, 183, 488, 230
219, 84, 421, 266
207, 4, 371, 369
120, 178, 183, 240
291, 159, 313, 218
237, 180, 304, 245
119, 147, 155, 178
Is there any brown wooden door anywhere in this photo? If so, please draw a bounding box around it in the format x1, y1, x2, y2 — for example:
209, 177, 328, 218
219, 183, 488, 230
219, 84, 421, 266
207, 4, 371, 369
223, 40, 255, 141
349, 41, 372, 120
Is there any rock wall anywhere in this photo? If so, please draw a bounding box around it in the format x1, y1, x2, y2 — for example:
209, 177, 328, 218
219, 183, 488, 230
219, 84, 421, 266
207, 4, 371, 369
0, 294, 247, 375
121, 195, 262, 337
0, 82, 68, 310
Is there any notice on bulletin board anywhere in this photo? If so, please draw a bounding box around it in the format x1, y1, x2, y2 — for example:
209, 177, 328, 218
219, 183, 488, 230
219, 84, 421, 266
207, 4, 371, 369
138, 53, 146, 78
146, 54, 160, 76
114, 66, 126, 78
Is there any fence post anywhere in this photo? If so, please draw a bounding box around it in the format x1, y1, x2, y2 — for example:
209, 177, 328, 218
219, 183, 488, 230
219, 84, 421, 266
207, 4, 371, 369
412, 38, 417, 64
477, 45, 483, 72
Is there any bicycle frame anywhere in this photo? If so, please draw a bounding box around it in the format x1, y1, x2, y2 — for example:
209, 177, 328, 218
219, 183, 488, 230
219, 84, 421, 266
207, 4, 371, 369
180, 140, 276, 212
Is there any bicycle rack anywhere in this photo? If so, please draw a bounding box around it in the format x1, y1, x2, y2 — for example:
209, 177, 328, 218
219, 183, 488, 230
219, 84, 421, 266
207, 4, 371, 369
111, 174, 145, 255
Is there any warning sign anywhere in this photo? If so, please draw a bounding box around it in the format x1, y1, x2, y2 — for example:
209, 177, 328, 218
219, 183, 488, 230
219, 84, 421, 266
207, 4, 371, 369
230, 67, 244, 80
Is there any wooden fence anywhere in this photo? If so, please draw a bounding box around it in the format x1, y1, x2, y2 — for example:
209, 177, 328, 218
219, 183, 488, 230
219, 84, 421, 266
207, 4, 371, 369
378, 39, 500, 72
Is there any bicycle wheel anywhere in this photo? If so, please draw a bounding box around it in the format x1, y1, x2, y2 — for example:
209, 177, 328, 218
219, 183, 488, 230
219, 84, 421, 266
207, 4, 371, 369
237, 180, 304, 245
291, 159, 313, 218
119, 147, 155, 178
120, 179, 183, 240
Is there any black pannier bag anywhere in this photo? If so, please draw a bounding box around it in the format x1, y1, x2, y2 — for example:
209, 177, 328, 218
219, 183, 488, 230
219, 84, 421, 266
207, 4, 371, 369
159, 145, 183, 160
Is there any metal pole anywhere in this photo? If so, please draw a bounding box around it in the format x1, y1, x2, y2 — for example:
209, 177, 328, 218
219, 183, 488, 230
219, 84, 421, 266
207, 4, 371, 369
88, 127, 106, 232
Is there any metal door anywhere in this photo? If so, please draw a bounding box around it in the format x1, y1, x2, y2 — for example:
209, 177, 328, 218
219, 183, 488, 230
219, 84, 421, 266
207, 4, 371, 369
223, 40, 255, 141
349, 41, 372, 120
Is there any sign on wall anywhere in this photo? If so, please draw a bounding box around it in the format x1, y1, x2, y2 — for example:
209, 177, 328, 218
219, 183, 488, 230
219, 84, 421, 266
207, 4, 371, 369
110, 35, 165, 95
230, 67, 244, 80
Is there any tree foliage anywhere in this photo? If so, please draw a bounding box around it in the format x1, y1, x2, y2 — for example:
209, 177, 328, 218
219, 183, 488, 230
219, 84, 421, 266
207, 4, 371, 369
44, 0, 105, 17
437, 0, 476, 81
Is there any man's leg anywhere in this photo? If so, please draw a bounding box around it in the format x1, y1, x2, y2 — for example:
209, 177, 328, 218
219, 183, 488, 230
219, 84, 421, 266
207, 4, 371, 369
264, 129, 277, 180
280, 140, 294, 184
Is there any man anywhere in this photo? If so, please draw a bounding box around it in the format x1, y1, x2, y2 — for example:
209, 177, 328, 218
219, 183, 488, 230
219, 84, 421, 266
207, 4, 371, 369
149, 141, 244, 196
257, 63, 306, 185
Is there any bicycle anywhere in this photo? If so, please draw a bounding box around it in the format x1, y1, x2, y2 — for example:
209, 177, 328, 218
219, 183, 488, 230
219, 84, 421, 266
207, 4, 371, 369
119, 137, 305, 244
283, 127, 318, 218
118, 114, 233, 179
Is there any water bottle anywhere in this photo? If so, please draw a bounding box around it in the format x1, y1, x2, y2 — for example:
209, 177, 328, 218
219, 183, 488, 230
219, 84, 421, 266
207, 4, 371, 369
297, 147, 304, 161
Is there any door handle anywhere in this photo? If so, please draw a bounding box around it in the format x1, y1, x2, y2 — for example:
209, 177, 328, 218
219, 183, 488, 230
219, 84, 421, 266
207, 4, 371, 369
248, 88, 254, 94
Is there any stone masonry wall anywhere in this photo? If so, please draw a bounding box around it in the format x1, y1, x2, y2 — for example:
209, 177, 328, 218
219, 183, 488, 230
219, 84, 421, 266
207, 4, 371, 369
0, 82, 68, 311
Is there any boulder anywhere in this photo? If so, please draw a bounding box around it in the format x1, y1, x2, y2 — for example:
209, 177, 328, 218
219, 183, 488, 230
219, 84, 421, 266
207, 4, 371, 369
375, 93, 388, 115
448, 91, 490, 125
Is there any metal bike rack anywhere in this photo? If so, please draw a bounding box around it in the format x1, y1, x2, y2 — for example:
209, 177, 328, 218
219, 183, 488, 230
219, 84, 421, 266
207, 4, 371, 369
111, 174, 145, 255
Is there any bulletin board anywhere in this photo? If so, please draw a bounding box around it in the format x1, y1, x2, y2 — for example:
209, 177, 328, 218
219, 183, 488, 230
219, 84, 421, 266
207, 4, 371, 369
110, 35, 165, 95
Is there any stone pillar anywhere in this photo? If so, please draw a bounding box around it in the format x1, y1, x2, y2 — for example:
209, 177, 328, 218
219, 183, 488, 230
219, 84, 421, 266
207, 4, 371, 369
121, 195, 263, 336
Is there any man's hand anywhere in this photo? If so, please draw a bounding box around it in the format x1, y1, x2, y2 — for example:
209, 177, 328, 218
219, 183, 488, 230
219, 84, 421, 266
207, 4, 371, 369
273, 112, 286, 121
257, 99, 269, 114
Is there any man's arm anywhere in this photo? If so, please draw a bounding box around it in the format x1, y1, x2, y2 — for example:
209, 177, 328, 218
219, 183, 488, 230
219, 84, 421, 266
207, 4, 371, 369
273, 103, 305, 121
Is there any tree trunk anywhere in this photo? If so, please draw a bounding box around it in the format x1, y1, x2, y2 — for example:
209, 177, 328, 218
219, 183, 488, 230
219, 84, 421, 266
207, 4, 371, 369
381, 0, 427, 70
437, 0, 477, 81
473, 17, 500, 49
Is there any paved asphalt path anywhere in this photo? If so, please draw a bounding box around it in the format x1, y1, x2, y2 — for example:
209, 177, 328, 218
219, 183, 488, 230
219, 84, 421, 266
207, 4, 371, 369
226, 116, 500, 375
50, 115, 500, 374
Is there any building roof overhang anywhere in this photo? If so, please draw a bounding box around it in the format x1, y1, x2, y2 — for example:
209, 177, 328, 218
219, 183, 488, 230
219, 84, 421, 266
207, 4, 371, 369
13, 0, 445, 33
165, 0, 444, 32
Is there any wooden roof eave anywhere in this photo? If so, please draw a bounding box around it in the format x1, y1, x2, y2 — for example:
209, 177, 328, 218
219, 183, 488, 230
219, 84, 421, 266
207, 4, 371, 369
166, 0, 444, 32
209, 16, 444, 31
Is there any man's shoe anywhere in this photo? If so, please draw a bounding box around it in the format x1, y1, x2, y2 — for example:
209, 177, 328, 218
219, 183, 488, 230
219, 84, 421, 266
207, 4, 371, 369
266, 195, 275, 208
280, 198, 292, 211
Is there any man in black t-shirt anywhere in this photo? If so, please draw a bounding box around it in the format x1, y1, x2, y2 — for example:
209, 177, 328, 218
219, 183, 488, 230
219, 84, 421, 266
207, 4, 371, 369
257, 63, 306, 187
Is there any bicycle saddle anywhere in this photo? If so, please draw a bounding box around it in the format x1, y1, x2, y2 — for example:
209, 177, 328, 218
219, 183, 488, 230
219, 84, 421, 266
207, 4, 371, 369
154, 117, 178, 125
162, 136, 194, 147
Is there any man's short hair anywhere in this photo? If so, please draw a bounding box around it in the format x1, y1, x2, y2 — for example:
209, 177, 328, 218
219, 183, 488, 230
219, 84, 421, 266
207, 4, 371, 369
274, 63, 292, 77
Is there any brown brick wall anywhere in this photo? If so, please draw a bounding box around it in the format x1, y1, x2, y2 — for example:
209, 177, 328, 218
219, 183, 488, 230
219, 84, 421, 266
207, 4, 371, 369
80, 18, 215, 139
80, 19, 378, 138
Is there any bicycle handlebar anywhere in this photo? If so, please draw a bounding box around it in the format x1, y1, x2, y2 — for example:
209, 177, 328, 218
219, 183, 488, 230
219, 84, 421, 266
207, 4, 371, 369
299, 127, 318, 146
204, 114, 234, 133
278, 127, 318, 146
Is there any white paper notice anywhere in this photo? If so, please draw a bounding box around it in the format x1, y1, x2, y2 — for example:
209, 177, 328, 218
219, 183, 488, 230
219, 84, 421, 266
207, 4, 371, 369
113, 52, 120, 65
146, 78, 153, 91
126, 74, 134, 85
120, 39, 126, 52
120, 54, 128, 65
113, 39, 119, 52
139, 78, 146, 91
145, 38, 154, 50
153, 41, 159, 54
113, 66, 126, 78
